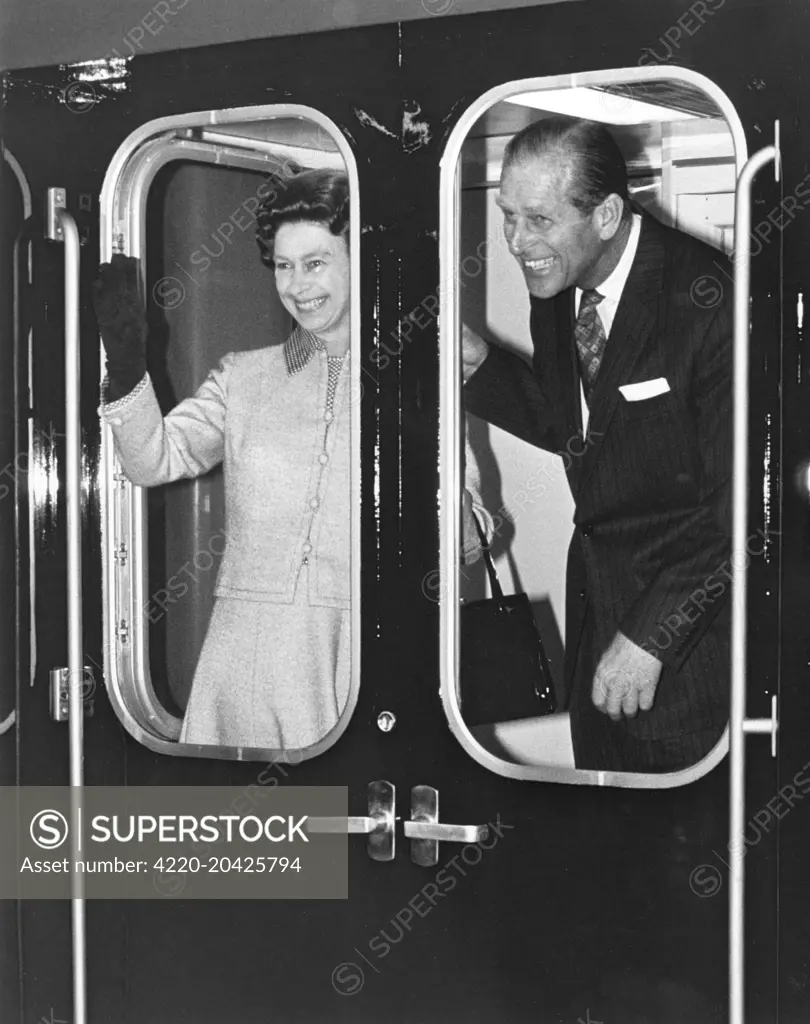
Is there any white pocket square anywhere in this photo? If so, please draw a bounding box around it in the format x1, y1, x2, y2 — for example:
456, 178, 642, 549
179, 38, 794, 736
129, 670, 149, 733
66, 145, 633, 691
619, 378, 670, 401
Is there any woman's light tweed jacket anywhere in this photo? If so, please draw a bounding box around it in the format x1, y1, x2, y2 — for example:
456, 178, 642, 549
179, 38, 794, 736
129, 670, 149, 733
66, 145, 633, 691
101, 326, 350, 609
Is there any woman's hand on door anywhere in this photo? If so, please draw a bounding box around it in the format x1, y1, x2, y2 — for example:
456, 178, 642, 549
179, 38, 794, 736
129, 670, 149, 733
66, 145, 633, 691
92, 254, 148, 401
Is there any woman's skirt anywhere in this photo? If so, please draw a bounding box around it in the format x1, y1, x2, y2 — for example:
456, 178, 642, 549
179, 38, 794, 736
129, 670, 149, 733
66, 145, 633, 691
178, 569, 351, 752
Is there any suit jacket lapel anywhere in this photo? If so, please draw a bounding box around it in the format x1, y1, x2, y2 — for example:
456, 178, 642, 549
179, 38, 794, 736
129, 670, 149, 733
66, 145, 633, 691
530, 288, 581, 441
556, 289, 581, 436
575, 214, 666, 500
554, 289, 589, 491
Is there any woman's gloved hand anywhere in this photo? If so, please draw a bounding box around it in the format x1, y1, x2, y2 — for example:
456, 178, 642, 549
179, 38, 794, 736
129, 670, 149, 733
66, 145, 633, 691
461, 488, 484, 565
91, 254, 148, 402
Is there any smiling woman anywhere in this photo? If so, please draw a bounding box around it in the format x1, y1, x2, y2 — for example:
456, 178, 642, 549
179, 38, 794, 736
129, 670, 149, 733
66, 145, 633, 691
256, 167, 352, 350
89, 111, 491, 764
94, 164, 356, 755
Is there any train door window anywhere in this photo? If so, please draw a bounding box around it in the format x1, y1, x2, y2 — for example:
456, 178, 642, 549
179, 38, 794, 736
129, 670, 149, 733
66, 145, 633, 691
99, 107, 361, 762
441, 70, 746, 787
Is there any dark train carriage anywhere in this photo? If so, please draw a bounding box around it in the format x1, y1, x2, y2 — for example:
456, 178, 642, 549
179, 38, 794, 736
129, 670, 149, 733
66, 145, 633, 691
1, 0, 809, 1021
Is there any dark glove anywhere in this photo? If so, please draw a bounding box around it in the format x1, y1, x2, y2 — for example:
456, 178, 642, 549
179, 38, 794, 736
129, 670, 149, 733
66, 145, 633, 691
91, 254, 148, 403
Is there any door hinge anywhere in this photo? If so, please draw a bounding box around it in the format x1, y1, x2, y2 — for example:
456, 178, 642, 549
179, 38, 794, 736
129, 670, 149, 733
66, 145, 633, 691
116, 619, 130, 644
114, 542, 128, 567
49, 666, 95, 722
46, 187, 67, 242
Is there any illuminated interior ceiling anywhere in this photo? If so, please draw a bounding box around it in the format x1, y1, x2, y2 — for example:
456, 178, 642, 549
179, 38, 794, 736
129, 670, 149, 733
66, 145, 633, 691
506, 87, 697, 125
462, 79, 732, 186
473, 80, 724, 135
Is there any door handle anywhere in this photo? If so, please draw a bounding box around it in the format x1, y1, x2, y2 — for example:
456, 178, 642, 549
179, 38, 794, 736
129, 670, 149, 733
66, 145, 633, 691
403, 822, 487, 843
405, 785, 489, 867
306, 816, 380, 835
45, 187, 87, 1024
305, 781, 395, 862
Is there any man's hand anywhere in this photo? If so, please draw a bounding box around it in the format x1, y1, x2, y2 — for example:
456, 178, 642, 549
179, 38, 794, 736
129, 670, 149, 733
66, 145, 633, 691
592, 631, 663, 720
462, 323, 489, 383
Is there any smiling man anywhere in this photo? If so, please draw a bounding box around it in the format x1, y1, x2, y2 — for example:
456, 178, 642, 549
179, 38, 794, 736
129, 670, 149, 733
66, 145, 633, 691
463, 116, 732, 773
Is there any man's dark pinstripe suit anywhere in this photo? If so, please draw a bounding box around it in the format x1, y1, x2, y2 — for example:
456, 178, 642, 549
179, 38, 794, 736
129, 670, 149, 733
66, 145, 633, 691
465, 211, 732, 772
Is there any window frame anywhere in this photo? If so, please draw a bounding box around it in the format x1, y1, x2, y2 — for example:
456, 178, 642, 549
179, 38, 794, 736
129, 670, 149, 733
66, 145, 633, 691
99, 104, 362, 763
438, 67, 747, 788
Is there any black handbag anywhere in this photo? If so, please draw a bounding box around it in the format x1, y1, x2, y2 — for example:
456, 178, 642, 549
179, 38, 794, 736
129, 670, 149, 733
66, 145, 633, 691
460, 516, 557, 727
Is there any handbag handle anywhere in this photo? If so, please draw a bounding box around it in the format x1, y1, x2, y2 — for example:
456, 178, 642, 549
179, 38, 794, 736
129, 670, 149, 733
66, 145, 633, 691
471, 513, 505, 602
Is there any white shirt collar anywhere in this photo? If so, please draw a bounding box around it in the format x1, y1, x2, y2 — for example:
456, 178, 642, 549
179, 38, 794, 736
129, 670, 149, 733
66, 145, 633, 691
575, 212, 642, 333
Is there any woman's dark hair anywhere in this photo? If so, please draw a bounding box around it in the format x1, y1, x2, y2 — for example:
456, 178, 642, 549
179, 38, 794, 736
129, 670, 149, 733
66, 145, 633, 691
503, 117, 629, 215
255, 164, 350, 267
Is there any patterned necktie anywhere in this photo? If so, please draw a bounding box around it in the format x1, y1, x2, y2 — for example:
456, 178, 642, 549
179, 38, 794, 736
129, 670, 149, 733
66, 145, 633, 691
574, 289, 606, 401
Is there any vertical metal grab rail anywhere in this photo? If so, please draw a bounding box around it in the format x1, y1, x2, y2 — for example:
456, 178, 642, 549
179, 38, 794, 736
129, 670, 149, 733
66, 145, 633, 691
729, 132, 780, 1024
46, 190, 86, 1024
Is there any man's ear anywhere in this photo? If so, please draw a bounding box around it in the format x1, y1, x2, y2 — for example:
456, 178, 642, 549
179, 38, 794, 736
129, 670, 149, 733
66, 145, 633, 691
592, 193, 626, 241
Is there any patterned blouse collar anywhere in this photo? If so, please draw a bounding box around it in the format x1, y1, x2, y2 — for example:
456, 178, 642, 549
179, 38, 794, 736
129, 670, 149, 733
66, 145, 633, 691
284, 324, 325, 376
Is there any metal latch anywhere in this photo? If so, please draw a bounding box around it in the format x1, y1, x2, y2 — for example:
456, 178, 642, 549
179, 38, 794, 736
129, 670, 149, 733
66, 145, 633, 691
46, 188, 67, 242
49, 666, 95, 722
743, 694, 779, 757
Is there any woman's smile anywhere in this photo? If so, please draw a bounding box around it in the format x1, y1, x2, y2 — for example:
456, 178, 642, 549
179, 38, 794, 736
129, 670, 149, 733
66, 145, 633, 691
295, 295, 329, 313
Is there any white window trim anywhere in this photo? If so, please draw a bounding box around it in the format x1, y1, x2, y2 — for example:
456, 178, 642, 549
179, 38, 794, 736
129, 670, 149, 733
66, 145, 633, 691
439, 67, 747, 789
99, 104, 361, 763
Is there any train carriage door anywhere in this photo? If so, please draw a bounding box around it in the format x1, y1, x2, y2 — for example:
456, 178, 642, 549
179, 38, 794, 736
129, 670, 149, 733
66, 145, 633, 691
395, 3, 785, 1020
2, 26, 416, 1024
